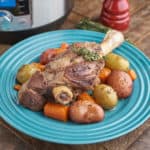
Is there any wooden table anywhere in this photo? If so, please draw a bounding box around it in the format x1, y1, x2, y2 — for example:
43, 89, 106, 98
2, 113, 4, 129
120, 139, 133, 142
0, 0, 150, 149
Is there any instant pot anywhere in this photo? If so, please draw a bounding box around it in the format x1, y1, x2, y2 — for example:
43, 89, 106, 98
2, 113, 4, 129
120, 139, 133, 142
0, 0, 74, 44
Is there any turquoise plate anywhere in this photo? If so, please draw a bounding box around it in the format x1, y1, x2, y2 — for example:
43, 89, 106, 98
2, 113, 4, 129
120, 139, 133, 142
0, 30, 150, 144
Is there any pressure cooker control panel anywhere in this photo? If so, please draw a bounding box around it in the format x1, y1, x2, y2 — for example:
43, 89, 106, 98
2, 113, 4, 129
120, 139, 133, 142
0, 0, 30, 15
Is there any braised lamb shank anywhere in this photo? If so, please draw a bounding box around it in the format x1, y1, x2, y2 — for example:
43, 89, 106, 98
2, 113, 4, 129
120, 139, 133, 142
18, 30, 124, 111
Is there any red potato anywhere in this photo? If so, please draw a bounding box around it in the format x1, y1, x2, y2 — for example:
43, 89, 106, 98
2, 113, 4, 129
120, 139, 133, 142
69, 100, 104, 124
107, 70, 133, 98
40, 49, 56, 65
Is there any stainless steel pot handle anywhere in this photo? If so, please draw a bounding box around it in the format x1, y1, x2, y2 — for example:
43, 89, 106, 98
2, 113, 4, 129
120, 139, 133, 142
0, 10, 13, 22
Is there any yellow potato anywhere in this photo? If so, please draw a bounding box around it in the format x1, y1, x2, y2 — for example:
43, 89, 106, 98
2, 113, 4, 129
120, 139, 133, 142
17, 64, 40, 84
105, 53, 129, 71
94, 84, 118, 109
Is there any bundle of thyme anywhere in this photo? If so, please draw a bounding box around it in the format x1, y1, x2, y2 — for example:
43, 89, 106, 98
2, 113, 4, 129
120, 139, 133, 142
76, 18, 109, 33
76, 18, 135, 46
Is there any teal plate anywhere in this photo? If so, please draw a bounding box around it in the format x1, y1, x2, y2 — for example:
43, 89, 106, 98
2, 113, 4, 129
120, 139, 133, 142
0, 30, 150, 144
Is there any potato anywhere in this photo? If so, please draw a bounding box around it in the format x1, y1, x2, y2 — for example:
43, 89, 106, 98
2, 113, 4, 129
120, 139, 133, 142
105, 53, 130, 71
107, 70, 133, 98
94, 84, 118, 109
69, 100, 104, 124
17, 64, 40, 84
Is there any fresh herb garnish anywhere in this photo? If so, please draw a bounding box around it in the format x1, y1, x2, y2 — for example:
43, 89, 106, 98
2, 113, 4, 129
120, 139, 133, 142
72, 45, 101, 61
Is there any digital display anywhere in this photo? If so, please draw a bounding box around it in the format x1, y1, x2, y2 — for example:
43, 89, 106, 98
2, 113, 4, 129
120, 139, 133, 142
0, 0, 16, 8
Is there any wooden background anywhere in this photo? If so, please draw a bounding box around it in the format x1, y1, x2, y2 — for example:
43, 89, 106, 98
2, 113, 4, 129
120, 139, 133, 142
0, 0, 150, 149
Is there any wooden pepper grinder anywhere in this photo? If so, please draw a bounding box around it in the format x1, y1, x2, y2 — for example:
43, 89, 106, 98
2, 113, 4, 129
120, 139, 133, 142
100, 0, 130, 31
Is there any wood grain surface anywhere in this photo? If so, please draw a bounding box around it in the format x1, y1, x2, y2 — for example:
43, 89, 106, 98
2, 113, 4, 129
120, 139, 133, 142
0, 0, 150, 150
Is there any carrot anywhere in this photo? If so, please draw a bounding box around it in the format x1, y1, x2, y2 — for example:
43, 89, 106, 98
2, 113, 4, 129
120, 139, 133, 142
61, 43, 69, 49
44, 102, 69, 122
14, 84, 21, 91
55, 48, 67, 55
55, 43, 69, 55
78, 92, 95, 103
128, 69, 137, 80
99, 67, 111, 82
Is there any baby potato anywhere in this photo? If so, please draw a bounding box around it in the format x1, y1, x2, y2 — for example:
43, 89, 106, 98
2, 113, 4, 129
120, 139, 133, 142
107, 70, 133, 98
105, 53, 130, 71
69, 100, 104, 124
94, 84, 118, 109
17, 64, 40, 84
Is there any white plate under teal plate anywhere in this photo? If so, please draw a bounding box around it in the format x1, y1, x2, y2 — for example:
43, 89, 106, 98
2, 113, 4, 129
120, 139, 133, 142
0, 30, 150, 144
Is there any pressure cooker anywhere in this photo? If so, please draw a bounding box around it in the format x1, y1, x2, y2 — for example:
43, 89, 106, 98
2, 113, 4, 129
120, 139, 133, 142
0, 0, 74, 44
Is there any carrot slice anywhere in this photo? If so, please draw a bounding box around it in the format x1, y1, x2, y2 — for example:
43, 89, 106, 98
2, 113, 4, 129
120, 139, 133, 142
99, 67, 111, 82
55, 48, 67, 55
14, 84, 21, 91
128, 69, 137, 80
61, 43, 69, 49
78, 92, 95, 103
55, 43, 69, 55
44, 102, 69, 122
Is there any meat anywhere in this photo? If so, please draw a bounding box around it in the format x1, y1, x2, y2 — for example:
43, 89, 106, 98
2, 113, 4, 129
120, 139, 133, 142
18, 72, 48, 111
19, 88, 46, 111
45, 50, 78, 72
27, 71, 48, 95
42, 45, 105, 90
64, 60, 104, 90
18, 30, 124, 111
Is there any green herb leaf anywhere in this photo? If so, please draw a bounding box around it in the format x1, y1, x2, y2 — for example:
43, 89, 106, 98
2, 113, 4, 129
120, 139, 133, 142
71, 45, 101, 61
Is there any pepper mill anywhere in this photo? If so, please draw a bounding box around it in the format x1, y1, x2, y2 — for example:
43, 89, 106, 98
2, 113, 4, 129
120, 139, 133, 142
100, 0, 130, 31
